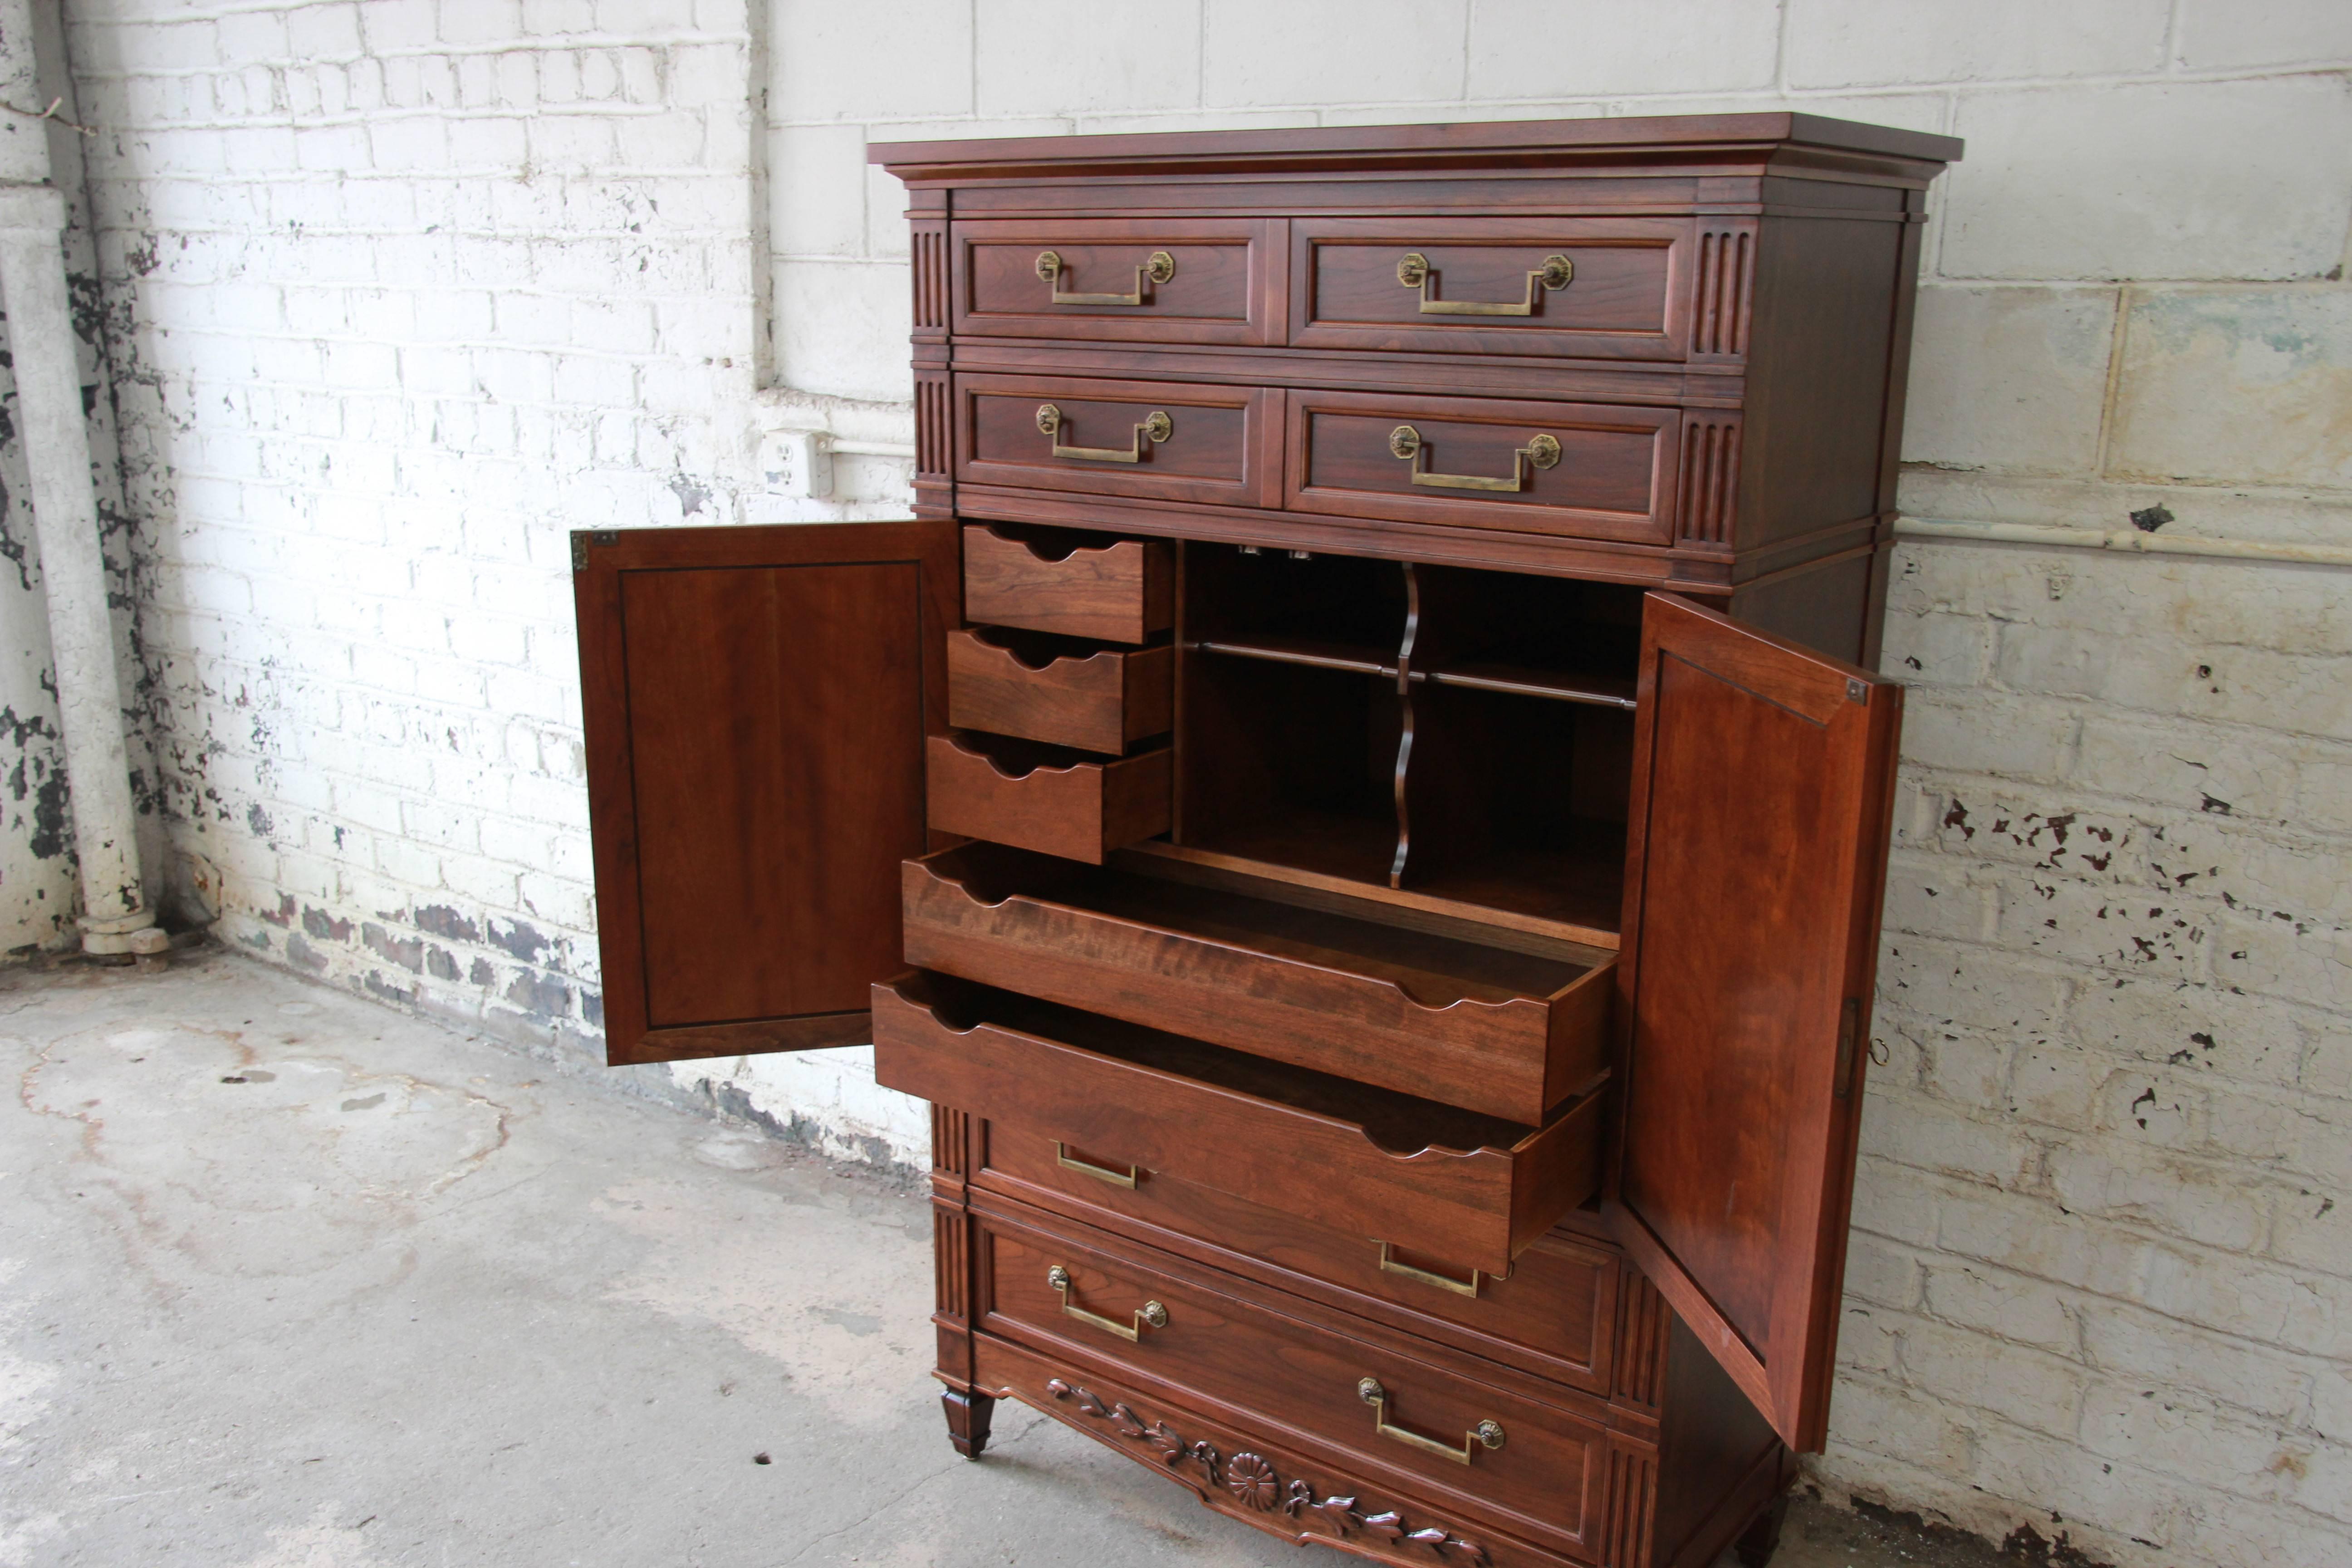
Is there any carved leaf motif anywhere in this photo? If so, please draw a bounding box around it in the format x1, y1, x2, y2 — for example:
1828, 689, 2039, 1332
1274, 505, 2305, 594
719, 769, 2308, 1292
1224, 1452, 1280, 1511
1312, 1496, 1361, 1536
1147, 1422, 1186, 1465
1045, 1378, 1070, 1399
1409, 1527, 1450, 1549
1189, 1439, 1220, 1475
1071, 1386, 1109, 1418
1109, 1402, 1149, 1439
1436, 1535, 1491, 1566
1359, 1512, 1406, 1542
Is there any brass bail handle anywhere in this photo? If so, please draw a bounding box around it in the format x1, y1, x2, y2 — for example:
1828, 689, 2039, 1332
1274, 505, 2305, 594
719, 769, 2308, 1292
1037, 403, 1173, 464
1356, 1377, 1505, 1465
1036, 248, 1176, 307
1048, 1264, 1169, 1343
1055, 1142, 1141, 1188
1388, 424, 1560, 492
1376, 1241, 1509, 1298
1396, 250, 1572, 315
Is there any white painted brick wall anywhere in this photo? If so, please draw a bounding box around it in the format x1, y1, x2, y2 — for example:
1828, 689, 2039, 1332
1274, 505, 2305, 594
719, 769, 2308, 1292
42, 0, 2352, 1562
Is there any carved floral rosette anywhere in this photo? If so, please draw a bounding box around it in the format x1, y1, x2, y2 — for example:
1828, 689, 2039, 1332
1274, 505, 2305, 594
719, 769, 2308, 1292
1044, 1378, 1490, 1565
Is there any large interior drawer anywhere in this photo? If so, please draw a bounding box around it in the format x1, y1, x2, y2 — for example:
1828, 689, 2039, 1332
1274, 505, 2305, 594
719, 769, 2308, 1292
903, 841, 1613, 1123
982, 1121, 1619, 1396
1291, 215, 1692, 361
1285, 388, 1676, 546
872, 972, 1604, 1275
977, 1207, 1611, 1563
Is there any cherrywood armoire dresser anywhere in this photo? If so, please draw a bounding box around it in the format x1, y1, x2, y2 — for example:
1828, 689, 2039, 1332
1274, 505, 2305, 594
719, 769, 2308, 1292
571, 114, 1961, 1568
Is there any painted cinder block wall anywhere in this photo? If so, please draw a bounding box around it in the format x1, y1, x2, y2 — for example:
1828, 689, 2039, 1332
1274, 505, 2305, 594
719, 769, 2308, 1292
23, 1, 2352, 1564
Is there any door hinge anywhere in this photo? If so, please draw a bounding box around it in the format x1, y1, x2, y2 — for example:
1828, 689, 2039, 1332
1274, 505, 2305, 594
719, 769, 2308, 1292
1832, 998, 1862, 1100
571, 529, 619, 571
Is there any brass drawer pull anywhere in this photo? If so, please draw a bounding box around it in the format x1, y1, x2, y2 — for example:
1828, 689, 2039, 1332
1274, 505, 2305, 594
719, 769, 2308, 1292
1377, 1242, 1509, 1298
1357, 1377, 1505, 1465
1048, 1264, 1169, 1342
1037, 403, 1173, 464
1396, 250, 1572, 315
1036, 248, 1176, 306
1056, 1142, 1141, 1189
1388, 424, 1559, 492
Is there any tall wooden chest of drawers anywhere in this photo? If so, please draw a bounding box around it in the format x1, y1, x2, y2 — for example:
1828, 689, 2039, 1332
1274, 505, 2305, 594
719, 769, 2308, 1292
572, 114, 1961, 1568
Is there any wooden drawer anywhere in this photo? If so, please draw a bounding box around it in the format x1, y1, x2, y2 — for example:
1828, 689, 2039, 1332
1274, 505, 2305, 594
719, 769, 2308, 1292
947, 629, 1173, 755
925, 735, 1171, 864
956, 374, 1282, 509
903, 841, 1613, 1123
1285, 389, 1676, 546
962, 525, 1173, 644
1291, 216, 1692, 361
953, 218, 1279, 347
976, 1209, 1611, 1563
981, 1122, 1618, 1397
872, 973, 1603, 1275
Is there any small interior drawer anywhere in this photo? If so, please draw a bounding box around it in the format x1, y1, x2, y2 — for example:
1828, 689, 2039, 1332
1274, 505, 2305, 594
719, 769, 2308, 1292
956, 374, 1281, 510
1286, 389, 1676, 546
1291, 216, 1693, 361
926, 735, 1172, 864
981, 1122, 1619, 1396
954, 218, 1278, 346
872, 972, 1604, 1276
962, 525, 1173, 645
947, 628, 1173, 755
903, 840, 1613, 1123
975, 1210, 1611, 1562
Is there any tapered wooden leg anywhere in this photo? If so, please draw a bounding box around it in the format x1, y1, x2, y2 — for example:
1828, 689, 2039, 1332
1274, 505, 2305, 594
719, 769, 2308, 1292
942, 1387, 996, 1460
1733, 1493, 1791, 1568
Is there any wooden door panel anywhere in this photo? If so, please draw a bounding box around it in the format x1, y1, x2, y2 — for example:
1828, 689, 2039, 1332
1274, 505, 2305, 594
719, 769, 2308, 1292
1607, 593, 1901, 1453
573, 522, 958, 1065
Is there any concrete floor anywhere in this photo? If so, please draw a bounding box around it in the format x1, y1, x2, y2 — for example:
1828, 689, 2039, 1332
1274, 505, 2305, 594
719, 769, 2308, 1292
0, 949, 2003, 1568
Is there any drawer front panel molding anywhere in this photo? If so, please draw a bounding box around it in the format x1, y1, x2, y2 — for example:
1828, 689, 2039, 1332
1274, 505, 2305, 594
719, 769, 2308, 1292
954, 217, 1282, 346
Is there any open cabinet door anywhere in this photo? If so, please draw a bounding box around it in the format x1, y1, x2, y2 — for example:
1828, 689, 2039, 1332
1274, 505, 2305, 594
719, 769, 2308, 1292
1606, 592, 1902, 1453
573, 522, 958, 1066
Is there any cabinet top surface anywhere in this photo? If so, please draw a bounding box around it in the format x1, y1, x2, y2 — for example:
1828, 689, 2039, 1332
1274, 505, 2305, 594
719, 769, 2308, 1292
870, 111, 1963, 181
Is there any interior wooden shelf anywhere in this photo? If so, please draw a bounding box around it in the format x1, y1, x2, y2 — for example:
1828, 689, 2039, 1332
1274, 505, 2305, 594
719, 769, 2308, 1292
1191, 638, 1637, 710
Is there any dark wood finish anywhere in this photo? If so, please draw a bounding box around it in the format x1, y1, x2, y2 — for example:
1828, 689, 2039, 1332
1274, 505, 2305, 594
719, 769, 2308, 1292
981, 1122, 1620, 1396
871, 974, 1605, 1276
571, 521, 956, 1066
902, 840, 1614, 1123
568, 116, 1958, 1568
1606, 593, 1902, 1453
953, 217, 1281, 346
957, 373, 1282, 510
977, 1208, 1614, 1562
924, 733, 1172, 864
1290, 216, 1691, 362
947, 627, 1172, 754
1286, 390, 1678, 546
962, 523, 1172, 643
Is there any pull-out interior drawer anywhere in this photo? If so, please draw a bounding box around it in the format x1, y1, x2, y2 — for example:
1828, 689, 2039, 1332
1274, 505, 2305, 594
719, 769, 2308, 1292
962, 525, 1173, 645
873, 972, 1604, 1275
983, 1122, 1619, 1396
1286, 389, 1676, 545
954, 218, 1279, 346
1291, 216, 1693, 361
957, 374, 1281, 509
903, 841, 1612, 1123
947, 628, 1173, 755
977, 1208, 1611, 1563
925, 735, 1172, 864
